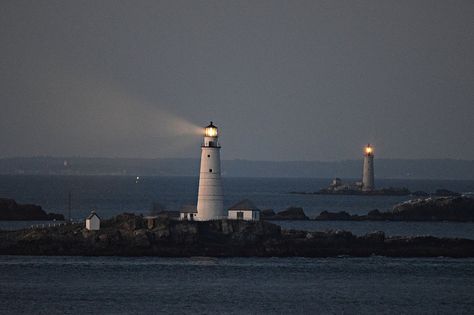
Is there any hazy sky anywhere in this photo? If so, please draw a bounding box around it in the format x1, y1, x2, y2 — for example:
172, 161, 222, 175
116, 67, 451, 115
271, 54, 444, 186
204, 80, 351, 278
1, 1, 473, 161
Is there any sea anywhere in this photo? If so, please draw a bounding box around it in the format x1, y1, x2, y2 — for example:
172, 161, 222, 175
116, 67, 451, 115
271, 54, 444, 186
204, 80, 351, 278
1, 175, 474, 238
1, 175, 474, 314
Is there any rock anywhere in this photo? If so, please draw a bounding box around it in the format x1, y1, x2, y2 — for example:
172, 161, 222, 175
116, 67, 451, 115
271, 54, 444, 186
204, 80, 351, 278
264, 207, 309, 220
361, 231, 385, 242
392, 196, 474, 221
315, 211, 353, 220
412, 191, 429, 197
134, 229, 152, 248
306, 187, 411, 196
365, 209, 391, 220
98, 234, 109, 242
0, 198, 64, 221
313, 197, 474, 222
433, 189, 461, 197
1, 213, 474, 258
169, 221, 199, 244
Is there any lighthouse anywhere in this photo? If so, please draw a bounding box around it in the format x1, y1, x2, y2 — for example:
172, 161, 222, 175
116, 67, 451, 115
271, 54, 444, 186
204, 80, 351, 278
362, 144, 375, 191
195, 122, 225, 220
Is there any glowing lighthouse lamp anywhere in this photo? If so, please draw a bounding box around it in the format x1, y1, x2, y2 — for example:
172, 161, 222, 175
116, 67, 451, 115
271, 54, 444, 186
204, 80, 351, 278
362, 144, 375, 191
196, 122, 225, 220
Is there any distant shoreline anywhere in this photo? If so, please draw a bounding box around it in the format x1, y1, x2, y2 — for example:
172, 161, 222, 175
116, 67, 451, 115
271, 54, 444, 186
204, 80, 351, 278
0, 157, 473, 179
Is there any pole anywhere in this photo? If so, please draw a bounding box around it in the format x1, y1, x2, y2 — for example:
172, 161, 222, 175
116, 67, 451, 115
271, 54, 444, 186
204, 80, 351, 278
68, 191, 72, 223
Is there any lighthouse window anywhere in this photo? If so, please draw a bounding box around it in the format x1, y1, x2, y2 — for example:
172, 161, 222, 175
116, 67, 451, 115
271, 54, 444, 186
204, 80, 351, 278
209, 169, 213, 173
207, 154, 210, 158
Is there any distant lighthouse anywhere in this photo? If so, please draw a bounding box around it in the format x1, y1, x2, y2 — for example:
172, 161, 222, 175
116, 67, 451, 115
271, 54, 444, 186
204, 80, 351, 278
362, 144, 375, 191
196, 122, 225, 220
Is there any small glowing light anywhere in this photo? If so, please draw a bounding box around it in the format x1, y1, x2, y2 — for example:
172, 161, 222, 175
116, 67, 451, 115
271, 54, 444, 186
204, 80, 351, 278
136, 176, 140, 180
365, 145, 373, 154
205, 122, 218, 137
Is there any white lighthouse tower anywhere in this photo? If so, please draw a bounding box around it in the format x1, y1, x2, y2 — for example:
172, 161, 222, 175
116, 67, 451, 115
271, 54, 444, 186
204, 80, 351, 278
196, 122, 225, 220
362, 144, 375, 191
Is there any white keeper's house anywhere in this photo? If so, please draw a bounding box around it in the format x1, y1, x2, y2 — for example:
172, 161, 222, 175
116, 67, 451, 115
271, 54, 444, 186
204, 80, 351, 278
180, 205, 198, 221
228, 199, 261, 221
85, 210, 101, 231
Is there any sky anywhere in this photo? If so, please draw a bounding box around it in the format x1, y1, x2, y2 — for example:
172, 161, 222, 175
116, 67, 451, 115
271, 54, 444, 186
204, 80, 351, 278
0, 1, 473, 161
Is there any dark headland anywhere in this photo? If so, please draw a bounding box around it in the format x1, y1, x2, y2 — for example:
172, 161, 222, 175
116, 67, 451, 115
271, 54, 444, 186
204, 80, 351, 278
1, 213, 473, 258
0, 198, 64, 221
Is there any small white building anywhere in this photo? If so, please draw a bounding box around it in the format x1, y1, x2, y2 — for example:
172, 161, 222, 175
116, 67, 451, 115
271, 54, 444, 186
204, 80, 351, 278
180, 205, 197, 221
228, 199, 260, 221
85, 210, 101, 231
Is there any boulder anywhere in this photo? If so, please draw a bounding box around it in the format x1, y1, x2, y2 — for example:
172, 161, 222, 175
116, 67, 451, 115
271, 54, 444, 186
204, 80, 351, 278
315, 211, 352, 220
265, 207, 309, 220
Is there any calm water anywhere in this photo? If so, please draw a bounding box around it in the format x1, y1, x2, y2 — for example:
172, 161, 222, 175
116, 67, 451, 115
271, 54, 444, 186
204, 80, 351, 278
1, 175, 473, 218
1, 175, 474, 238
1, 177, 474, 314
0, 256, 473, 314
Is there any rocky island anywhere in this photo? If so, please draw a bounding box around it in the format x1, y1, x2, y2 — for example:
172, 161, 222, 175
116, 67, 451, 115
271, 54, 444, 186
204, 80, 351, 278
0, 213, 473, 257
0, 198, 65, 221
315, 196, 474, 222
290, 177, 462, 197
260, 207, 309, 220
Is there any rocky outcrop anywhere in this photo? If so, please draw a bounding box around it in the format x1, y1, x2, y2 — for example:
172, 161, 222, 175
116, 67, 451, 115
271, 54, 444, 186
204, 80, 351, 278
391, 196, 474, 221
292, 187, 411, 196
262, 207, 309, 220
0, 213, 473, 257
0, 198, 64, 221
291, 188, 461, 197
315, 197, 474, 222
433, 189, 461, 197
316, 211, 353, 220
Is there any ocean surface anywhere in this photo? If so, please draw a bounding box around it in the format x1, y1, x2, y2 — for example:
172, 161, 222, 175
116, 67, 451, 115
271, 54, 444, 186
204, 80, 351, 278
0, 255, 473, 314
1, 176, 474, 314
1, 175, 474, 238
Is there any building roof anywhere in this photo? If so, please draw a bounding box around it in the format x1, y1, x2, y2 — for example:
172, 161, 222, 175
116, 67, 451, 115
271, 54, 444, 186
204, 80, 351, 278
180, 205, 197, 213
157, 211, 180, 218
143, 215, 158, 219
228, 199, 260, 211
86, 211, 101, 220
206, 121, 217, 129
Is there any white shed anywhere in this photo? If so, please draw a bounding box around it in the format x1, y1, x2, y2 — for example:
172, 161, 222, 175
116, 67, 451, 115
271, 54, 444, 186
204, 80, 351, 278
228, 199, 260, 221
180, 205, 197, 221
85, 210, 101, 231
